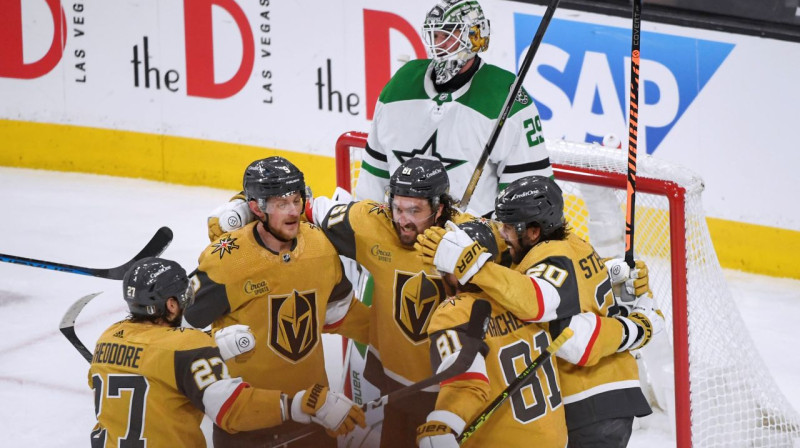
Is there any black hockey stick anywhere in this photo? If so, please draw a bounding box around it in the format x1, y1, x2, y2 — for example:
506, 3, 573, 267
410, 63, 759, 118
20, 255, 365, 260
0, 226, 173, 280
59, 292, 103, 363
624, 0, 642, 269
264, 300, 493, 448
459, 0, 561, 210
456, 328, 573, 444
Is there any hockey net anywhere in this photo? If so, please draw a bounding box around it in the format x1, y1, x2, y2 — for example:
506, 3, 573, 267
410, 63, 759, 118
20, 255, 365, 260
335, 131, 800, 448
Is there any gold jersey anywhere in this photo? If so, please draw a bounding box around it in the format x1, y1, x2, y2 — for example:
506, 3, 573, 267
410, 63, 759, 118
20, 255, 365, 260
89, 320, 285, 447
428, 294, 568, 448
186, 221, 368, 395
321, 201, 487, 384
472, 232, 651, 429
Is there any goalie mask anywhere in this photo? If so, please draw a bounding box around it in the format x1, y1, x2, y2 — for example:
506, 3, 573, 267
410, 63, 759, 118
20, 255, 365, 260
495, 175, 565, 238
243, 156, 307, 213
123, 258, 193, 318
422, 0, 490, 84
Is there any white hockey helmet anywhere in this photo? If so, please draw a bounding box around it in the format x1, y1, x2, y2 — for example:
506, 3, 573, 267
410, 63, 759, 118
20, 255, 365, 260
422, 0, 490, 84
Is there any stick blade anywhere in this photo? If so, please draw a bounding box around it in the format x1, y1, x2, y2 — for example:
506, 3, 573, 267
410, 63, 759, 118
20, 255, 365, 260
59, 292, 103, 330
59, 292, 103, 363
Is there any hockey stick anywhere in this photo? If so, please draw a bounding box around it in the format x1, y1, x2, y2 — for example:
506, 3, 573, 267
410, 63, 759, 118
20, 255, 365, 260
459, 0, 561, 211
264, 300, 493, 448
456, 327, 573, 444
0, 226, 173, 280
59, 292, 103, 363
624, 0, 642, 268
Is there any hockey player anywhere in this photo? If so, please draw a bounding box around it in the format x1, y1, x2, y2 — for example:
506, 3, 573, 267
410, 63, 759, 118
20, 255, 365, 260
318, 157, 494, 448
185, 156, 369, 447
90, 257, 362, 447
417, 220, 572, 447
418, 176, 664, 447
354, 0, 552, 216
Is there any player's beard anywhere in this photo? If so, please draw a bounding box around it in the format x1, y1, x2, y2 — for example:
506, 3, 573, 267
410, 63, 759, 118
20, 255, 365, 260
261, 215, 298, 243
166, 309, 183, 328
507, 237, 535, 265
394, 221, 423, 247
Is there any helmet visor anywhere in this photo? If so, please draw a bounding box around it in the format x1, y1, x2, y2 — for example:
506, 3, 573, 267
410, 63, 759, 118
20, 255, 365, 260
263, 191, 304, 215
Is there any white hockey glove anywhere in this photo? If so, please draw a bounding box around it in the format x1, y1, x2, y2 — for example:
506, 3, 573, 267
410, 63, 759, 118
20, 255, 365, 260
214, 324, 255, 361
616, 294, 665, 352
417, 410, 465, 448
605, 258, 651, 312
209, 198, 253, 236
416, 221, 492, 285
291, 384, 366, 436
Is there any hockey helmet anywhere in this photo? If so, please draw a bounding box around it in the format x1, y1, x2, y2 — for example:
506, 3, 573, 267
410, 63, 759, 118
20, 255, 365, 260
243, 156, 306, 205
122, 258, 192, 318
495, 176, 564, 237
388, 157, 450, 207
422, 0, 490, 84
458, 219, 499, 259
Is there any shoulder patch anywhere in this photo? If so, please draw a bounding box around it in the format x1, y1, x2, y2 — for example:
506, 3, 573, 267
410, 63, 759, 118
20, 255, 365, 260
211, 235, 239, 259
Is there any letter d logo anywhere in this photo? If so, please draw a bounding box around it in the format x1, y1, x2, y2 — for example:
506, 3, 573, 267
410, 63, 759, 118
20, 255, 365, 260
184, 0, 254, 99
0, 0, 66, 79
363, 10, 427, 120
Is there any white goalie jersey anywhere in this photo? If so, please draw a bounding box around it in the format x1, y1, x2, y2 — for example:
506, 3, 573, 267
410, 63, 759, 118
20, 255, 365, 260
355, 58, 553, 216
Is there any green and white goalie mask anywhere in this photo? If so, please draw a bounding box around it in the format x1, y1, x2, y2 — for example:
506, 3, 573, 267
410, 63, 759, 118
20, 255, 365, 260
422, 0, 490, 84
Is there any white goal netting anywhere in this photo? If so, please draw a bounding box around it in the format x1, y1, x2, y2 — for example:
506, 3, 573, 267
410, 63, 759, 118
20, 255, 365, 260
335, 132, 800, 447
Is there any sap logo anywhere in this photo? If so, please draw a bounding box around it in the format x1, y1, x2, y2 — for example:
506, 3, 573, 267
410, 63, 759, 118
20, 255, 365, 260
513, 14, 734, 154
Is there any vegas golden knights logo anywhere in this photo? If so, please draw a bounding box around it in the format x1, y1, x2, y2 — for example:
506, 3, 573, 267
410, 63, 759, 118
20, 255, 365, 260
394, 271, 445, 343
269, 290, 319, 362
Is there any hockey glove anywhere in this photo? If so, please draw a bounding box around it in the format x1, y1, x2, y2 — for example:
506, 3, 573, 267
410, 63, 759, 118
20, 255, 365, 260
207, 196, 253, 241
214, 324, 255, 361
416, 226, 448, 266
616, 295, 665, 352
605, 258, 651, 314
421, 221, 492, 284
291, 384, 365, 436
416, 421, 458, 448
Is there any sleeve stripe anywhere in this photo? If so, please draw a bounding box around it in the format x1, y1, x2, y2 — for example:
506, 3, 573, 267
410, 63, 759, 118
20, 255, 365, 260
526, 276, 546, 321
324, 291, 354, 326
577, 314, 602, 367
501, 159, 552, 174
440, 372, 489, 387
361, 161, 390, 179
364, 143, 388, 162
213, 381, 248, 427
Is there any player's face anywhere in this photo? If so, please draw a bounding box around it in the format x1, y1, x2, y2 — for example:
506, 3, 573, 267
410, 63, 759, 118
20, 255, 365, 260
265, 192, 304, 240
500, 223, 537, 265
391, 195, 438, 247
432, 27, 462, 58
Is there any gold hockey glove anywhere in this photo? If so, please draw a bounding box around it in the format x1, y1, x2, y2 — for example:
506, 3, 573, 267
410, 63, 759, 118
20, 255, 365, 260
291, 384, 365, 436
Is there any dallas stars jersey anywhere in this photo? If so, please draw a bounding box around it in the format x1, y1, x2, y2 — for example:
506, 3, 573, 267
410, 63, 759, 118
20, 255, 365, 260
471, 232, 651, 430
321, 201, 477, 385
89, 320, 285, 447
428, 294, 568, 448
185, 221, 369, 396
355, 58, 552, 216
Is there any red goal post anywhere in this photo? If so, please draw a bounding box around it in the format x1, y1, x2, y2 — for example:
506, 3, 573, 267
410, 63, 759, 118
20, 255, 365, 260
334, 131, 800, 448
